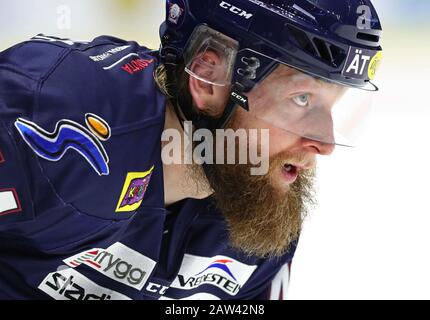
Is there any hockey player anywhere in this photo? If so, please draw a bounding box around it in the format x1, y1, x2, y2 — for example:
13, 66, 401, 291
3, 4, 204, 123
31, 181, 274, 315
0, 0, 382, 299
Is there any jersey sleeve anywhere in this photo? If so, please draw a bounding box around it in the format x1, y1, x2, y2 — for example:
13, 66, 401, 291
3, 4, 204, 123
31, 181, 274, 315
0, 37, 80, 228
0, 122, 35, 227
0, 47, 42, 227
0, 34, 166, 228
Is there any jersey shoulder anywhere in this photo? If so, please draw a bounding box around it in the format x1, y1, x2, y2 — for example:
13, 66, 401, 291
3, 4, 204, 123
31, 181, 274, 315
0, 35, 167, 227
0, 34, 164, 126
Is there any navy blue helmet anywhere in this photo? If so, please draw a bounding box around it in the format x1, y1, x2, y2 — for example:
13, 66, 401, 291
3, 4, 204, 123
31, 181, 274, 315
159, 0, 383, 146
160, 0, 382, 92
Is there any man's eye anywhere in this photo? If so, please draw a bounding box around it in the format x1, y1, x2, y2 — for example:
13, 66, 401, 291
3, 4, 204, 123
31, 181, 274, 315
292, 94, 310, 107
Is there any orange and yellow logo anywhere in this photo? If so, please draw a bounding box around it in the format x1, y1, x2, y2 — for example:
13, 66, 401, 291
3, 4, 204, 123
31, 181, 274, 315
115, 166, 154, 213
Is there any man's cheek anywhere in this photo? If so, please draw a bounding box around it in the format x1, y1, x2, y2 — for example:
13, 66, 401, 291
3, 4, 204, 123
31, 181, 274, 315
268, 127, 300, 157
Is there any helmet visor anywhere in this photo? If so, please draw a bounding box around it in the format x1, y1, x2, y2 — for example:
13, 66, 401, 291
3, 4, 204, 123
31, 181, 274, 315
184, 25, 239, 86
238, 48, 375, 147
182, 25, 377, 147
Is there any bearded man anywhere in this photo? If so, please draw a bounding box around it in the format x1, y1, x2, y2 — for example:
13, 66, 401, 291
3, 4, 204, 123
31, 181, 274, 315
0, 0, 382, 299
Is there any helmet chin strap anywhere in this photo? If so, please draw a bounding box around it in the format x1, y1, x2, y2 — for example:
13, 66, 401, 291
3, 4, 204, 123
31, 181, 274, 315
192, 84, 249, 131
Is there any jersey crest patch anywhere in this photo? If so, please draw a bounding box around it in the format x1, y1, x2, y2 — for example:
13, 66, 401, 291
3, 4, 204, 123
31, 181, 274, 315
115, 166, 154, 213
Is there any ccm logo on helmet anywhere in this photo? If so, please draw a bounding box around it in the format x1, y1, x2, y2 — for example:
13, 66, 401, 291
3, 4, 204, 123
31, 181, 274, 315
219, 1, 254, 19
231, 91, 247, 104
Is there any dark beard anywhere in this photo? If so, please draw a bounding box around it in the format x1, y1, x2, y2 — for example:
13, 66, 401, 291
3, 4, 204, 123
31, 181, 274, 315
203, 154, 316, 259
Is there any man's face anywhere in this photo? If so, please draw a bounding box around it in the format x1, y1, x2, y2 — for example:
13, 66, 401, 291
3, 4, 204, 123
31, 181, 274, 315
192, 64, 344, 258
231, 65, 345, 194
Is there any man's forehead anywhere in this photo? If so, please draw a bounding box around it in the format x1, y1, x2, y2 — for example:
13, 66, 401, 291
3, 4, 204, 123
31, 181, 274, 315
271, 64, 344, 93
273, 64, 319, 84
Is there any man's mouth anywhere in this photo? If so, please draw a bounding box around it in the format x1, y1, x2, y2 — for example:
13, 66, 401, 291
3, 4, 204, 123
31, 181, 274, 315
282, 163, 299, 183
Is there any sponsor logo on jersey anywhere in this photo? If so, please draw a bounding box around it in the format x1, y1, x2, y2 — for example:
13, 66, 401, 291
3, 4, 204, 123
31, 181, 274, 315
115, 166, 154, 213
14, 115, 111, 176
64, 242, 156, 290
195, 259, 238, 281
101, 53, 154, 74
89, 45, 131, 62
64, 249, 100, 268
145, 281, 170, 296
0, 188, 22, 216
38, 268, 131, 300
121, 58, 154, 75
171, 254, 257, 296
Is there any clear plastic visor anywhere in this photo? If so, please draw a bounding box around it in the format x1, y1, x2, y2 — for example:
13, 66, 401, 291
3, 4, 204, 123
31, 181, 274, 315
184, 27, 375, 147
245, 61, 374, 147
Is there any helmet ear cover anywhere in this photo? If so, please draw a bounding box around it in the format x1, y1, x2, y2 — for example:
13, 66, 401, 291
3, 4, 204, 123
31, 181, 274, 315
184, 25, 239, 87
177, 25, 280, 129
183, 25, 285, 93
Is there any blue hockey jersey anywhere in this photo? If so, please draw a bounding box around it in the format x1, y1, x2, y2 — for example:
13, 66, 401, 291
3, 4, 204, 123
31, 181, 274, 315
0, 35, 296, 300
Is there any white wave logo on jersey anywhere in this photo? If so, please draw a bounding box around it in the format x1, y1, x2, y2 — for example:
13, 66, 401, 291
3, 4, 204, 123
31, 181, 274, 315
38, 268, 131, 300
89, 45, 131, 62
171, 254, 257, 296
63, 242, 156, 291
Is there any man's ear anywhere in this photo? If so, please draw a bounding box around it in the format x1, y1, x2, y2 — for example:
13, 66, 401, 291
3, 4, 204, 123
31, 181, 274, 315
188, 50, 231, 117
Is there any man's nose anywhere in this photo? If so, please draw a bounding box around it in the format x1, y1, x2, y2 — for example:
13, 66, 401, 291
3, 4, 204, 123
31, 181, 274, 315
301, 137, 335, 156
